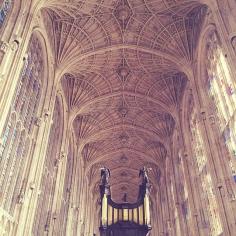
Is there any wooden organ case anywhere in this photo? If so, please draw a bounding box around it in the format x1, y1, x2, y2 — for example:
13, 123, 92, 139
99, 167, 152, 236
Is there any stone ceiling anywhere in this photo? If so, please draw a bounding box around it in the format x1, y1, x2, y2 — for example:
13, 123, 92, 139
40, 0, 207, 203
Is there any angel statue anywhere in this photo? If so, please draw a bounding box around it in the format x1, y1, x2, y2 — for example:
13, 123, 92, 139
139, 166, 152, 184
100, 167, 111, 185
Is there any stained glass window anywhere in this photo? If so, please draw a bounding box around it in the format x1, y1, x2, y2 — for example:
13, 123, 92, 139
0, 35, 44, 214
206, 32, 236, 182
191, 119, 207, 173
202, 174, 223, 235
190, 116, 223, 235
0, 0, 12, 27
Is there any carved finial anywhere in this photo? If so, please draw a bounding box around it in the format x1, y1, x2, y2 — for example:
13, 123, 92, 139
139, 166, 152, 184
122, 193, 128, 202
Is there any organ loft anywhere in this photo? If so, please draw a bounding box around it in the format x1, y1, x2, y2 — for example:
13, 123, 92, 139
1, 0, 236, 235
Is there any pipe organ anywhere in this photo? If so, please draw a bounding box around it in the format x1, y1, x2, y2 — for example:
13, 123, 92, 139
99, 167, 152, 236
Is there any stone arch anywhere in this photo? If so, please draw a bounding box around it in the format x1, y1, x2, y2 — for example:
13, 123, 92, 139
196, 23, 218, 107
29, 30, 51, 115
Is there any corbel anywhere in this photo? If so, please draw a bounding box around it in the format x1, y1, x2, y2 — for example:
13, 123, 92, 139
54, 151, 66, 167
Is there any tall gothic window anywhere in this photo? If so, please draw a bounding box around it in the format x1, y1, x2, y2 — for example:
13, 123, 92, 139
206, 32, 236, 181
0, 34, 44, 214
190, 117, 222, 235
0, 0, 12, 27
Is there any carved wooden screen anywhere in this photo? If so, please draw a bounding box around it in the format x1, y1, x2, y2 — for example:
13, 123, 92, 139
101, 197, 150, 227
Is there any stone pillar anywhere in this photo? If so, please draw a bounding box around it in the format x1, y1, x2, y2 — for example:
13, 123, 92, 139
159, 172, 172, 236
76, 169, 87, 236
49, 149, 69, 236
157, 189, 164, 235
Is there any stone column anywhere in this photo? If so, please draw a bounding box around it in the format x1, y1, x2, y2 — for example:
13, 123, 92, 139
154, 190, 163, 236
49, 149, 69, 236
76, 168, 87, 236
160, 172, 172, 236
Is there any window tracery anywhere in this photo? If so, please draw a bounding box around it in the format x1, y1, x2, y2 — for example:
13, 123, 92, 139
206, 32, 236, 182
0, 0, 12, 28
190, 117, 222, 236
57, 141, 73, 235
191, 119, 207, 173
202, 174, 222, 235
0, 34, 44, 214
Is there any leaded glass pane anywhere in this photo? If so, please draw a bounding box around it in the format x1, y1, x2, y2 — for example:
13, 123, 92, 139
206, 32, 236, 183
0, 0, 12, 27
0, 35, 44, 214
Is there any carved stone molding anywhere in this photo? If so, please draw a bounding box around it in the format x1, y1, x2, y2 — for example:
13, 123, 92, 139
10, 40, 19, 51
231, 36, 236, 51
0, 41, 9, 53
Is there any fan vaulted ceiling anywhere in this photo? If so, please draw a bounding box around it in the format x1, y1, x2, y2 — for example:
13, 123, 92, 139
40, 0, 207, 203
